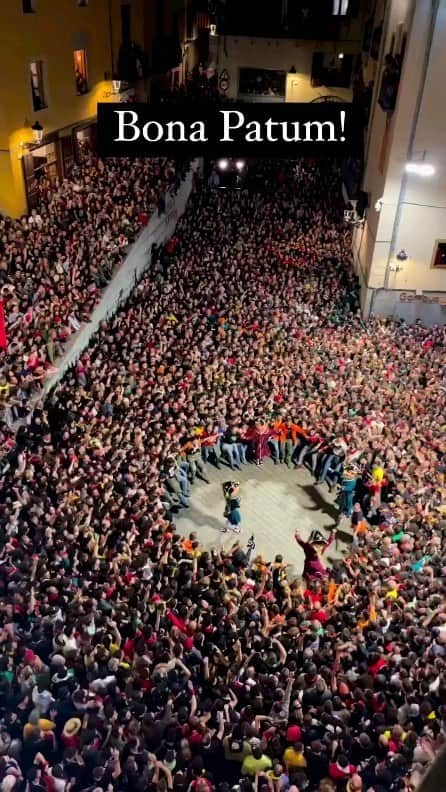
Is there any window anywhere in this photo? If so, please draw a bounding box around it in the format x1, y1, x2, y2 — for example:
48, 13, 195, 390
73, 49, 89, 95
432, 240, 446, 269
23, 0, 37, 11
30, 61, 47, 111
332, 0, 349, 15
311, 52, 354, 89
239, 68, 286, 98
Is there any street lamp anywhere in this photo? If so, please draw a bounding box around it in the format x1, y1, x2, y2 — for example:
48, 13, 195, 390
405, 162, 435, 176
112, 75, 121, 95
31, 121, 44, 144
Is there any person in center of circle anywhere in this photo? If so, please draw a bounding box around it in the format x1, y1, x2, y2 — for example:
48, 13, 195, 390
337, 464, 359, 522
222, 481, 242, 533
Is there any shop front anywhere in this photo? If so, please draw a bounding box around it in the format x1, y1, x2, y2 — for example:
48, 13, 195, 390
21, 139, 61, 210
21, 121, 97, 211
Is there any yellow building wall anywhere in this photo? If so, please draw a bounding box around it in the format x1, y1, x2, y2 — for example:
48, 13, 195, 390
0, 0, 141, 217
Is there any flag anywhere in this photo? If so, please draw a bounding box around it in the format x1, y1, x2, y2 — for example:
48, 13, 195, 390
23, 306, 33, 326
0, 301, 7, 350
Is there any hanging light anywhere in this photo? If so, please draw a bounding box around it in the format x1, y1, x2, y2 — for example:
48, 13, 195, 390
218, 159, 229, 170
31, 121, 44, 144
235, 160, 245, 171
338, 52, 344, 59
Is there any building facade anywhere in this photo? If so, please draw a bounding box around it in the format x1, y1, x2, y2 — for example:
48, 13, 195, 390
210, 35, 359, 103
184, 0, 367, 103
352, 0, 446, 324
0, 0, 145, 217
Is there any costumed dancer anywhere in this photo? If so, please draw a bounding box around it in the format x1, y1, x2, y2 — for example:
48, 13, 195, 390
222, 481, 242, 533
295, 529, 336, 583
248, 420, 276, 466
337, 464, 359, 523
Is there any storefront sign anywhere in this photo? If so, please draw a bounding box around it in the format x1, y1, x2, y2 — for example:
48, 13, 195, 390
399, 293, 441, 303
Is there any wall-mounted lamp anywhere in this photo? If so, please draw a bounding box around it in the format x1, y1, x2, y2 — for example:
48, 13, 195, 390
405, 161, 435, 176
112, 76, 122, 95
396, 249, 408, 261
19, 121, 44, 157
405, 152, 435, 177
338, 52, 344, 59
210, 23, 217, 36
374, 197, 383, 212
31, 121, 44, 144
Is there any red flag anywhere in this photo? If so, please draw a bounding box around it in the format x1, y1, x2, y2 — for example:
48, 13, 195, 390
0, 301, 7, 350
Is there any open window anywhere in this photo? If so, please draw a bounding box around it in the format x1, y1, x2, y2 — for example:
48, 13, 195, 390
431, 240, 446, 269
332, 0, 349, 15
73, 49, 89, 95
30, 61, 47, 111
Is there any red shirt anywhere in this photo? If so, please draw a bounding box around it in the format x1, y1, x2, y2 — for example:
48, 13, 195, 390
369, 657, 388, 677
304, 590, 323, 605
312, 608, 329, 624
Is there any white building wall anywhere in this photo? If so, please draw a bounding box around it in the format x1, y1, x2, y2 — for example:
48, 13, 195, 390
214, 36, 358, 102
355, 0, 446, 319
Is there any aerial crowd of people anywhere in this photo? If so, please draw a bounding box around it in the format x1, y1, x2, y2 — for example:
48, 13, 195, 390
0, 153, 443, 792
0, 154, 181, 425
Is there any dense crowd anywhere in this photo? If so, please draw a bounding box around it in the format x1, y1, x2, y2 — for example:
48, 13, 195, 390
0, 159, 444, 792
0, 154, 180, 428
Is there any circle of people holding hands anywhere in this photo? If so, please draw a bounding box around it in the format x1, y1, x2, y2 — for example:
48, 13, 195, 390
0, 156, 443, 792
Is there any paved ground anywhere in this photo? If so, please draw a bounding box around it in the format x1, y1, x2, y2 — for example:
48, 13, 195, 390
174, 459, 351, 579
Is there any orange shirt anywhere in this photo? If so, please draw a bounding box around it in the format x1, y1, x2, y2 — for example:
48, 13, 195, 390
327, 581, 338, 603
274, 420, 286, 441
275, 421, 307, 443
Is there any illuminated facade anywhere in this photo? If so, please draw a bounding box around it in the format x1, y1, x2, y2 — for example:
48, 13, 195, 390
0, 0, 144, 217
353, 0, 446, 324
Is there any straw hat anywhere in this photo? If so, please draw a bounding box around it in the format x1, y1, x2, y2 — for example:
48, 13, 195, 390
62, 717, 81, 738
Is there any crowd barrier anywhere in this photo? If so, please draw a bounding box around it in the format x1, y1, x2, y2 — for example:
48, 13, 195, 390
42, 160, 200, 395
